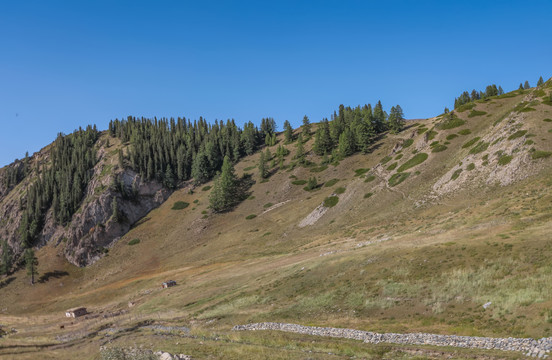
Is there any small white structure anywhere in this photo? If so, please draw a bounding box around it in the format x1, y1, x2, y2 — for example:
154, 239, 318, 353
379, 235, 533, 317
65, 307, 87, 318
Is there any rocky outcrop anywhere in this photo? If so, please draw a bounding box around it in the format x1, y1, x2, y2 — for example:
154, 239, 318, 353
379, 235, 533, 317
233, 322, 552, 357
0, 138, 172, 267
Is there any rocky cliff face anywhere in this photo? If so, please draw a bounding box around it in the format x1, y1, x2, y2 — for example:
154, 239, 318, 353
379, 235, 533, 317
0, 136, 171, 267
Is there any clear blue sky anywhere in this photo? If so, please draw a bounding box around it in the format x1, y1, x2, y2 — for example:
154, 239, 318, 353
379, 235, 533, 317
1, 0, 551, 167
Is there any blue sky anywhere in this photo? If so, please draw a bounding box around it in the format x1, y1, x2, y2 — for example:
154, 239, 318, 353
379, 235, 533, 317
1, 0, 551, 166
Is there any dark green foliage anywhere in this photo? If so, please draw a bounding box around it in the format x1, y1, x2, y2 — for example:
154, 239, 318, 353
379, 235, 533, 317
388, 105, 405, 134
304, 177, 318, 191
2, 156, 28, 190
201, 185, 212, 191
397, 153, 428, 172
1, 240, 12, 275
18, 126, 99, 248
337, 127, 355, 157
295, 134, 306, 164
245, 214, 257, 220
395, 154, 403, 160
387, 162, 397, 171
462, 137, 481, 149
263, 202, 274, 208
524, 81, 530, 90
323, 196, 339, 208
498, 155, 513, 165
25, 248, 38, 285
171, 201, 189, 210
291, 180, 307, 185
426, 130, 438, 140
508, 130, 527, 140
469, 141, 490, 154
128, 239, 140, 246
364, 175, 376, 183
537, 76, 544, 87
283, 120, 294, 144
438, 113, 466, 129
209, 156, 240, 212
363, 192, 373, 199
543, 119, 552, 122
354, 168, 369, 176
112, 197, 122, 223
451, 169, 462, 180
310, 165, 328, 173
388, 172, 410, 187
458, 129, 472, 135
313, 119, 333, 155
402, 138, 414, 148
454, 83, 501, 108
334, 187, 346, 194
531, 151, 552, 160
468, 110, 487, 118
417, 127, 428, 134
455, 103, 476, 113
446, 134, 458, 140
432, 144, 448, 153
466, 163, 475, 171
324, 179, 339, 187
302, 115, 312, 137
258, 151, 267, 179
380, 156, 392, 164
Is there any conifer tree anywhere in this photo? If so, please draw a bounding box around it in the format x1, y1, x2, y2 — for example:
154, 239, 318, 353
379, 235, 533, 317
519, 83, 524, 90
258, 151, 267, 179
338, 128, 355, 157
209, 155, 238, 212
283, 120, 293, 144
302, 115, 311, 137
498, 86, 504, 95
524, 81, 530, 89
313, 119, 332, 155
118, 149, 124, 169
372, 100, 386, 133
1, 240, 12, 276
537, 76, 544, 87
25, 248, 38, 285
295, 134, 306, 164
388, 105, 405, 134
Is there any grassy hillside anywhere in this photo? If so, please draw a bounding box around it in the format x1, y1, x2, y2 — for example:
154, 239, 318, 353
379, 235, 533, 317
1, 83, 552, 359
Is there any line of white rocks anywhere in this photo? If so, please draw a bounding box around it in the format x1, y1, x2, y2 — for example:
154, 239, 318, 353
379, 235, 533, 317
232, 322, 551, 358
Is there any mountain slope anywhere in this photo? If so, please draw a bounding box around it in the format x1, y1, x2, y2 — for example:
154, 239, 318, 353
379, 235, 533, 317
1, 80, 552, 359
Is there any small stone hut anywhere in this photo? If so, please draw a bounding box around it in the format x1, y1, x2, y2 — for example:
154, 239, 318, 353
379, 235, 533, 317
65, 307, 87, 318
162, 280, 176, 288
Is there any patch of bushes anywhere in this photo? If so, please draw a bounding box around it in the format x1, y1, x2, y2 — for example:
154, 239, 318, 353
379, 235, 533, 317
364, 175, 376, 183
456, 102, 476, 113
451, 169, 462, 181
543, 118, 552, 122
324, 178, 339, 187
417, 127, 428, 134
291, 180, 307, 185
458, 129, 472, 135
172, 201, 189, 210
334, 187, 346, 194
323, 196, 339, 208
531, 151, 552, 160
497, 155, 513, 165
395, 153, 403, 160
128, 239, 140, 246
263, 203, 274, 209
468, 110, 487, 118
310, 165, 328, 173
364, 192, 373, 199
525, 139, 534, 145
380, 156, 392, 164
466, 163, 475, 171
469, 141, 490, 154
446, 134, 458, 140
402, 138, 414, 148
388, 172, 410, 187
202, 185, 212, 191
245, 214, 257, 220
432, 144, 448, 153
426, 130, 438, 140
508, 130, 527, 140
243, 166, 256, 171
397, 153, 428, 172
387, 162, 398, 171
354, 168, 369, 176
439, 116, 466, 129
462, 137, 481, 149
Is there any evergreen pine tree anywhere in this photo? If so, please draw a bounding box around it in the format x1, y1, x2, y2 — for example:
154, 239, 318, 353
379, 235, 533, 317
283, 120, 293, 144
118, 149, 124, 169
337, 128, 355, 157
388, 105, 405, 134
295, 134, 306, 164
498, 86, 504, 95
524, 81, 530, 89
537, 76, 544, 87
519, 83, 524, 90
209, 155, 238, 212
313, 119, 332, 155
302, 115, 311, 137
1, 240, 12, 275
258, 151, 267, 179
25, 248, 38, 285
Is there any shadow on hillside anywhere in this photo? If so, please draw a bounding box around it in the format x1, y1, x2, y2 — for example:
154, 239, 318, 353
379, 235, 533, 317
0, 276, 14, 289
38, 270, 69, 283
